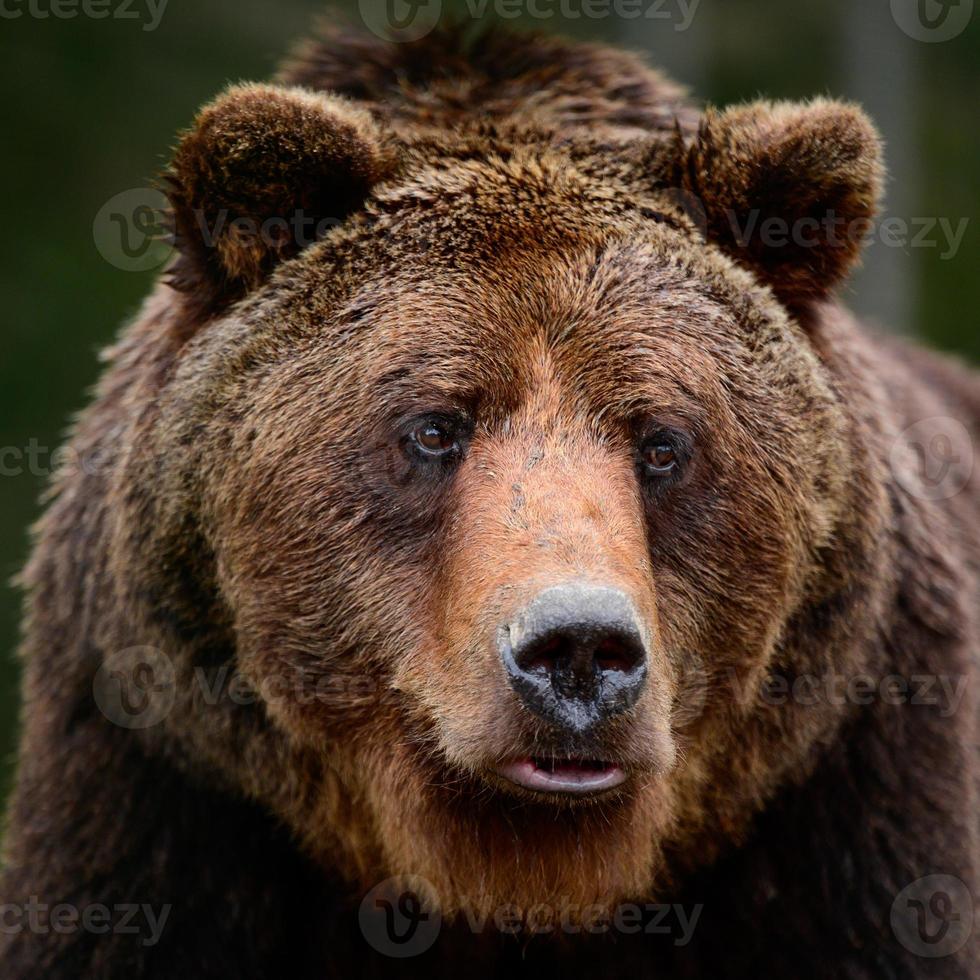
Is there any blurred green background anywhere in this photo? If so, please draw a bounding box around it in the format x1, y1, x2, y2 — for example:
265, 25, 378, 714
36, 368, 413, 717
1, 0, 977, 800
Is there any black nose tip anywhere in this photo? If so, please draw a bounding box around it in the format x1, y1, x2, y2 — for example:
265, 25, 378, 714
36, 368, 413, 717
499, 583, 648, 734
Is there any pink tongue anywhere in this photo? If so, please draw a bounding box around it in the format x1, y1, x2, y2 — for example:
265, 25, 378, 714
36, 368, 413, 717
535, 757, 607, 774
495, 756, 626, 794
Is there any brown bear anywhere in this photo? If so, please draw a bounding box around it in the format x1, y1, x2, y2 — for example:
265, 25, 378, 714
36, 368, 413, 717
1, 20, 977, 980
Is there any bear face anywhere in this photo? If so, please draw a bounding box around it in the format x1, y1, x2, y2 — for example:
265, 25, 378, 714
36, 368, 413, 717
104, 78, 887, 921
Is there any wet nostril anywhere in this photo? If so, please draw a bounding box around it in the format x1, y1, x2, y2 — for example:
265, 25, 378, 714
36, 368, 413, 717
594, 636, 644, 673
520, 635, 563, 673
514, 630, 643, 678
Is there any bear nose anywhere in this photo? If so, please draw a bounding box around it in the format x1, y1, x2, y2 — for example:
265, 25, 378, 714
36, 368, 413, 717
499, 583, 648, 734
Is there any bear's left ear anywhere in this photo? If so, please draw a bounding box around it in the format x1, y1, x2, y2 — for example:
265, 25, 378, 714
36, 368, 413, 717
672, 99, 884, 311
166, 83, 394, 322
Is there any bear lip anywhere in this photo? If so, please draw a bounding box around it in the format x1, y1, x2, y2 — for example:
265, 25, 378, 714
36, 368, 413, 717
494, 756, 626, 796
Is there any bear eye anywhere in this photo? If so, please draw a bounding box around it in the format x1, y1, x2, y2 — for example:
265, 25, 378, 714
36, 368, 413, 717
637, 429, 689, 483
408, 418, 463, 459
642, 443, 677, 475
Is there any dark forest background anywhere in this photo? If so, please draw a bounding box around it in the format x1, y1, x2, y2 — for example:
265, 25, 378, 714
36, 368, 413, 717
1, 0, 977, 801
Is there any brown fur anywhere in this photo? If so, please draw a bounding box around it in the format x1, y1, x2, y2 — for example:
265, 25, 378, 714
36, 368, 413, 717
1, 21, 977, 979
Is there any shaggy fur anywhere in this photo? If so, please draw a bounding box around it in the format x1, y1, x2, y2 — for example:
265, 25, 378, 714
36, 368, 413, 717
1, 21, 977, 980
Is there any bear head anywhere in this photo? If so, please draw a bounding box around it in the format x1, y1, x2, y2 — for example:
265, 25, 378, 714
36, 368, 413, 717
111, 71, 885, 923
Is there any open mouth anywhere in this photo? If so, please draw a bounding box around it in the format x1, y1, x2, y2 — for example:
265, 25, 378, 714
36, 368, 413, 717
494, 756, 626, 796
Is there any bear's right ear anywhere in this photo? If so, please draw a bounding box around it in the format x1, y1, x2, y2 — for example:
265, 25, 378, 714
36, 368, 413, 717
166, 83, 393, 321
